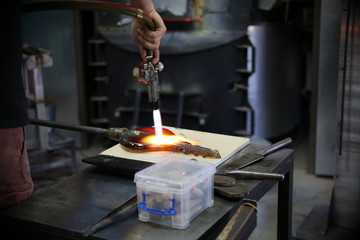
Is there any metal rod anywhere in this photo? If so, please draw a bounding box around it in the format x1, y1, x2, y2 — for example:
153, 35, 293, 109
30, 118, 107, 134
338, 0, 352, 156
261, 137, 292, 156
225, 170, 285, 181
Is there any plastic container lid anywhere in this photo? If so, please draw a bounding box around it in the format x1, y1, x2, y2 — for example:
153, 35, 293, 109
134, 158, 216, 192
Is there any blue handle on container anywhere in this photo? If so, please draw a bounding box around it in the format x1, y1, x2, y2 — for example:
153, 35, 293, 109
139, 193, 176, 215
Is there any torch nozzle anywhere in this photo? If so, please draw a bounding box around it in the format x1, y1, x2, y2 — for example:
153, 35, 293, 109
148, 78, 160, 110
144, 61, 163, 110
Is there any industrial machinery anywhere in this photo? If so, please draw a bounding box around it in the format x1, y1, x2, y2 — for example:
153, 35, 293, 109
89, 0, 256, 136
83, 0, 304, 140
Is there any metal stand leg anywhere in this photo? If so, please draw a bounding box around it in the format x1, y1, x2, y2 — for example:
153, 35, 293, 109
69, 140, 77, 173
176, 92, 184, 128
24, 67, 49, 152
216, 200, 257, 240
23, 45, 77, 173
132, 89, 142, 128
277, 159, 294, 240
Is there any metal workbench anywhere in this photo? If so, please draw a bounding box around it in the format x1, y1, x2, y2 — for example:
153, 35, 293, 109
0, 144, 294, 240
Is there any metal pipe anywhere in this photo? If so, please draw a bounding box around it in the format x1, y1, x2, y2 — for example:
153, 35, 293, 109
29, 118, 128, 141
22, 0, 155, 62
22, 0, 155, 30
30, 118, 106, 134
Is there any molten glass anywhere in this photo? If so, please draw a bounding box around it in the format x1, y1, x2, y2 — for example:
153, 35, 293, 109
143, 135, 195, 145
118, 127, 221, 159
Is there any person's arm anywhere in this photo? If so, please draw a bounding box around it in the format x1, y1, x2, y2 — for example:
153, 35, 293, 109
129, 0, 166, 64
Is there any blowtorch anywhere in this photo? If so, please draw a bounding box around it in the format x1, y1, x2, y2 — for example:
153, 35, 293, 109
144, 52, 164, 110
133, 50, 164, 136
133, 51, 164, 110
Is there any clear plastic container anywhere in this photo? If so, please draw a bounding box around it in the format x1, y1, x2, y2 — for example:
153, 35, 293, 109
134, 158, 216, 229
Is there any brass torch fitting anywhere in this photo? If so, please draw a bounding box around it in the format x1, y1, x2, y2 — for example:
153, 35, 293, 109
105, 128, 129, 141
136, 8, 144, 19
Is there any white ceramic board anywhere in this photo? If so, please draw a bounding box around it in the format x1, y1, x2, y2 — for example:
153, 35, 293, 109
100, 126, 249, 166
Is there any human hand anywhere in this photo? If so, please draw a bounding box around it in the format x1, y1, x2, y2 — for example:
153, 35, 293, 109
131, 10, 166, 64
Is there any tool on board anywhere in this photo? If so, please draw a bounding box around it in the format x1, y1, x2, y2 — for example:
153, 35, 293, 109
213, 138, 292, 198
214, 170, 285, 187
218, 137, 292, 171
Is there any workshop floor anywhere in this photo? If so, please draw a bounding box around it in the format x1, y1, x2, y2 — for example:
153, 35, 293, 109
30, 130, 334, 240
248, 133, 334, 240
